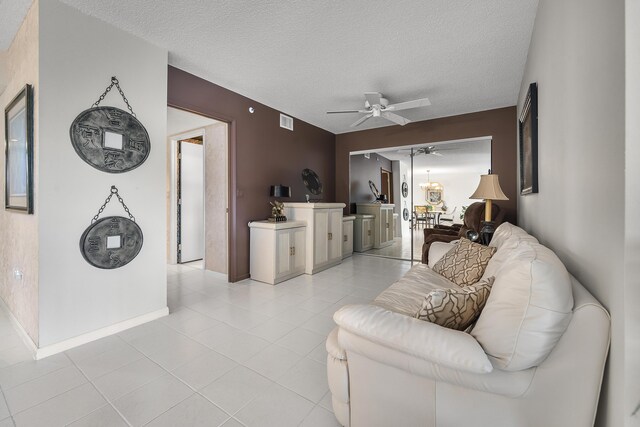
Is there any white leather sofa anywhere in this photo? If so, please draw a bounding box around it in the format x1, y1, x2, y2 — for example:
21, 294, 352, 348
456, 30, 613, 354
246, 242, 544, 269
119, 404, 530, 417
326, 223, 610, 427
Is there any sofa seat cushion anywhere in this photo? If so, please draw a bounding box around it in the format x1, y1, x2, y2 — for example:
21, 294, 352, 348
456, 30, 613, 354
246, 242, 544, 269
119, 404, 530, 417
373, 264, 459, 316
471, 241, 574, 371
432, 238, 497, 287
416, 277, 495, 330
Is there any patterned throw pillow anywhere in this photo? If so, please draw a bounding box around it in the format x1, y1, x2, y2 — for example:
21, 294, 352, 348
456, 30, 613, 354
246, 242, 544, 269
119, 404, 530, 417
432, 238, 497, 287
415, 277, 495, 330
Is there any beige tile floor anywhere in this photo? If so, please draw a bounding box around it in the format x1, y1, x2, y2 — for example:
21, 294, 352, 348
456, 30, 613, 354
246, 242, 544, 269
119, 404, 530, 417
0, 255, 413, 426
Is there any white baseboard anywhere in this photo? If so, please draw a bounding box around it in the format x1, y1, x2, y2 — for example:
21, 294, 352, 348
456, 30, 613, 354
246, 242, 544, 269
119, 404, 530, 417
0, 297, 38, 357
34, 307, 169, 360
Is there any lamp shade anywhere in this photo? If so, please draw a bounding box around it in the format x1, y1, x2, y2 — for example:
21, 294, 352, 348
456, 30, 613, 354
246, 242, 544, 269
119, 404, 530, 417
270, 185, 291, 198
470, 174, 509, 200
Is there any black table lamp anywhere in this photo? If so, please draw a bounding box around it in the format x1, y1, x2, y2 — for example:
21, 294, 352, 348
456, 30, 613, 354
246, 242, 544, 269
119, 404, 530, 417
269, 185, 291, 222
270, 185, 291, 198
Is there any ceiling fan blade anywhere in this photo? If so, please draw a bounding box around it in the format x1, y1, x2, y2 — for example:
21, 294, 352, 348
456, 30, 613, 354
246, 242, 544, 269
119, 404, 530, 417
350, 114, 373, 127
327, 110, 369, 114
364, 92, 382, 107
382, 111, 411, 126
386, 97, 431, 111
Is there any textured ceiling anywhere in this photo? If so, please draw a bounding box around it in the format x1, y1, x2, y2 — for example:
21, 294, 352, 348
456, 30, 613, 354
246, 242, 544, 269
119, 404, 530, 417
2, 0, 539, 133
0, 0, 32, 50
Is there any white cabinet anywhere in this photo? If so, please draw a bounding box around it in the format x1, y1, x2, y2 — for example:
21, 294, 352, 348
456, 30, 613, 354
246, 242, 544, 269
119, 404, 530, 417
284, 202, 346, 274
342, 216, 355, 259
249, 221, 306, 284
354, 214, 374, 252
356, 204, 395, 249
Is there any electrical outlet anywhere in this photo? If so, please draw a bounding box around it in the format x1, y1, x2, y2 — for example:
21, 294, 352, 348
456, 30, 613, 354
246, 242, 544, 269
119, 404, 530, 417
13, 270, 23, 281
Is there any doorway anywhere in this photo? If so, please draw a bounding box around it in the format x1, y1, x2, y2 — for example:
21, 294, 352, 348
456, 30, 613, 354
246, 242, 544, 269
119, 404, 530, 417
167, 107, 229, 276
177, 136, 204, 263
380, 168, 393, 203
348, 137, 492, 262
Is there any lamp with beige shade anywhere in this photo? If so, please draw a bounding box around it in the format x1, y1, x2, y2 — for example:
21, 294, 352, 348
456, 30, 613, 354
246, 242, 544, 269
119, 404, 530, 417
470, 172, 509, 244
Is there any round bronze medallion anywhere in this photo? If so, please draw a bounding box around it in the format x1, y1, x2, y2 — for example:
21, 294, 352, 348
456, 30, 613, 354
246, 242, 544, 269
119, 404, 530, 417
70, 106, 150, 173
80, 216, 143, 269
401, 182, 408, 198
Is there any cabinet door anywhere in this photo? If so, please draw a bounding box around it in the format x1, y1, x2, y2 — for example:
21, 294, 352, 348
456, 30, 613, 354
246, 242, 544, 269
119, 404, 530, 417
275, 230, 292, 277
342, 221, 353, 255
292, 227, 306, 271
381, 209, 392, 244
328, 210, 343, 261
314, 210, 329, 265
363, 218, 373, 248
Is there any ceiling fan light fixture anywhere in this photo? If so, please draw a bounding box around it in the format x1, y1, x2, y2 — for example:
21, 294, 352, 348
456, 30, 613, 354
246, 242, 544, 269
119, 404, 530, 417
327, 92, 430, 128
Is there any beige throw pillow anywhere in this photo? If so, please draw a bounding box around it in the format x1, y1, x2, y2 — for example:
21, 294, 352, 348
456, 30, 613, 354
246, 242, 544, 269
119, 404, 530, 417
415, 277, 495, 331
432, 238, 497, 287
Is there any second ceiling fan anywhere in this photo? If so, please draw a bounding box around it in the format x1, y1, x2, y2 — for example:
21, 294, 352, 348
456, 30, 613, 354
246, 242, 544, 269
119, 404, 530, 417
327, 92, 431, 128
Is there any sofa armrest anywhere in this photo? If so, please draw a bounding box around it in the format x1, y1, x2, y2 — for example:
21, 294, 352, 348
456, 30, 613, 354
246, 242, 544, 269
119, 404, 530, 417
421, 233, 461, 264
428, 241, 456, 267
333, 304, 492, 374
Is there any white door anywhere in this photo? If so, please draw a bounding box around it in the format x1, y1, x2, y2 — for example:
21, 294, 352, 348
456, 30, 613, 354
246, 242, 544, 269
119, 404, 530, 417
178, 141, 204, 263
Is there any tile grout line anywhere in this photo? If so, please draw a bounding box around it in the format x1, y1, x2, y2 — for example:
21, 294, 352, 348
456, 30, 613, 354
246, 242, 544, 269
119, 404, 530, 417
66, 352, 133, 427
0, 387, 16, 427
103, 337, 234, 426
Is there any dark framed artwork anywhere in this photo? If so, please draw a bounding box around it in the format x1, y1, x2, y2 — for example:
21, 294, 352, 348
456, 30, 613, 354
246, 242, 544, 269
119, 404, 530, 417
519, 82, 538, 195
4, 84, 34, 213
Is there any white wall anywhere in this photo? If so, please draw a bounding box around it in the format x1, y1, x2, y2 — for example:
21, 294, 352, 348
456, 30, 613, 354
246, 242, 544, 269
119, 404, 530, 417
625, 0, 640, 423
37, 0, 168, 346
0, 1, 39, 344
517, 0, 624, 425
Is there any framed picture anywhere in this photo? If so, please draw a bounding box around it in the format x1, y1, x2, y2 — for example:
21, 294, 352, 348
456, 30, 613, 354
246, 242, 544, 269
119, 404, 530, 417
5, 84, 34, 213
519, 82, 538, 195
426, 189, 443, 205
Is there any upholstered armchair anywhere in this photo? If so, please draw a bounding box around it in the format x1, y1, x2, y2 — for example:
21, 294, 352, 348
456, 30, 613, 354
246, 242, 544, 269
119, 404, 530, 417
421, 202, 504, 264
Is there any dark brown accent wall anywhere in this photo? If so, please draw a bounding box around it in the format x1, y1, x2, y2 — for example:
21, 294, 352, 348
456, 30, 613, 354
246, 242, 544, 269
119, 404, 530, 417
336, 107, 518, 223
349, 153, 392, 211
168, 66, 335, 282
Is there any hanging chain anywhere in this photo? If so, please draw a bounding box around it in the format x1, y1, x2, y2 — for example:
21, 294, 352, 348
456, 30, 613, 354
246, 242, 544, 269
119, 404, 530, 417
91, 185, 136, 223
91, 76, 137, 117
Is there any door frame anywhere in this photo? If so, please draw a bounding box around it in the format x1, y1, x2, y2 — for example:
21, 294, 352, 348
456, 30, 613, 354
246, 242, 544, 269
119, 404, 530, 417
167, 101, 237, 281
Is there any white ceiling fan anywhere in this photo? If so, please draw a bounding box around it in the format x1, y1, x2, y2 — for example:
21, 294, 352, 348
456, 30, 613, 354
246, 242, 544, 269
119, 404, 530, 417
397, 145, 459, 157
327, 92, 431, 128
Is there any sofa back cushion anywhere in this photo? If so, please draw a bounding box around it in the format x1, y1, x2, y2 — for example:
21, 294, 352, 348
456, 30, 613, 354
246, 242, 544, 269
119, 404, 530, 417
489, 222, 539, 249
483, 223, 539, 279
471, 241, 573, 371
